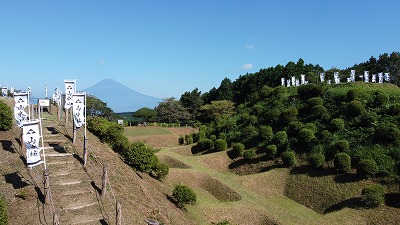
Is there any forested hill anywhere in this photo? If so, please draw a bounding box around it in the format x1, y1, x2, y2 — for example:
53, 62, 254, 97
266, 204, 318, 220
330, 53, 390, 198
200, 52, 400, 105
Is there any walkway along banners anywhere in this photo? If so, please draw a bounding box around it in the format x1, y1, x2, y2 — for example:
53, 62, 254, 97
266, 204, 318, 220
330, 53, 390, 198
23, 119, 44, 168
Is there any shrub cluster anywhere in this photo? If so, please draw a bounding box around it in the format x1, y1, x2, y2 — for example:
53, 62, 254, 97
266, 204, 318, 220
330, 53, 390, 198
88, 118, 168, 180
0, 101, 12, 131
266, 144, 277, 159
214, 139, 227, 151
357, 159, 378, 178
334, 152, 351, 173
172, 184, 196, 208
309, 152, 325, 169
232, 143, 245, 158
361, 184, 385, 207
197, 138, 214, 150
281, 151, 296, 167
243, 149, 256, 160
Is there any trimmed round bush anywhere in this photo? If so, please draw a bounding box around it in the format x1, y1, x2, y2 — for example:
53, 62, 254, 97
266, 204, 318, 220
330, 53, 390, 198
330, 118, 345, 132
214, 139, 227, 151
311, 105, 328, 119
124, 142, 158, 173
241, 125, 258, 140
287, 121, 302, 136
274, 131, 288, 146
306, 97, 323, 107
172, 184, 196, 208
266, 144, 277, 159
265, 108, 281, 124
347, 100, 365, 117
210, 135, 217, 141
357, 159, 379, 178
280, 107, 298, 124
320, 129, 332, 142
309, 152, 325, 169
0, 101, 12, 131
298, 83, 326, 99
296, 128, 315, 143
359, 112, 377, 127
151, 163, 169, 180
186, 136, 193, 145
346, 89, 360, 101
218, 132, 227, 140
374, 124, 400, 144
259, 125, 273, 141
232, 143, 245, 157
243, 149, 256, 160
334, 152, 351, 173
333, 139, 350, 153
178, 136, 184, 145
197, 138, 214, 150
281, 151, 296, 167
361, 184, 385, 207
374, 92, 389, 106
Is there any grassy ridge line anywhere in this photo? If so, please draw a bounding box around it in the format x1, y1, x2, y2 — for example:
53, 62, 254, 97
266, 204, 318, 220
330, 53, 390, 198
158, 148, 362, 225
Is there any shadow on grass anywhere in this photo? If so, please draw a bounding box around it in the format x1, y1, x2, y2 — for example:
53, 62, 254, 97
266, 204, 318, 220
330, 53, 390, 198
4, 172, 29, 189
46, 127, 59, 134
35, 186, 45, 203
385, 192, 400, 208
228, 158, 247, 169
1, 140, 15, 153
259, 164, 284, 173
99, 219, 108, 225
91, 181, 102, 195
48, 143, 67, 153
324, 197, 364, 213
73, 153, 84, 165
289, 165, 337, 177
334, 173, 363, 183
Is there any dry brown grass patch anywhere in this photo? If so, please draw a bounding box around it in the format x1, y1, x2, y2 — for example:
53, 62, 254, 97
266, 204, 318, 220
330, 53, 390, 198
158, 155, 191, 169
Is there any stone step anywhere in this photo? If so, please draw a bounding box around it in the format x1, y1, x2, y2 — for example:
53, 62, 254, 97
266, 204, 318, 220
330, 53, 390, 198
58, 204, 104, 225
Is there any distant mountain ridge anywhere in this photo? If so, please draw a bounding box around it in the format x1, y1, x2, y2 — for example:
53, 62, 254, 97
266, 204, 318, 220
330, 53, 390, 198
84, 79, 161, 113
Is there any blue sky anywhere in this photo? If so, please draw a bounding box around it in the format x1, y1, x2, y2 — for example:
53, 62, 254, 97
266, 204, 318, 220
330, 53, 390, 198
1, 0, 399, 99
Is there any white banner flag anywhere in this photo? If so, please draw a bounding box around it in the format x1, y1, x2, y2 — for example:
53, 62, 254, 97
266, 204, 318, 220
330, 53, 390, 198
286, 79, 291, 87
281, 78, 285, 86
384, 73, 390, 82
72, 92, 85, 128
350, 70, 356, 82
64, 80, 75, 109
372, 74, 376, 83
291, 77, 296, 87
334, 72, 340, 84
364, 71, 369, 82
1, 87, 7, 97
300, 74, 305, 85
13, 92, 29, 127
320, 73, 325, 82
23, 120, 43, 168
378, 72, 383, 83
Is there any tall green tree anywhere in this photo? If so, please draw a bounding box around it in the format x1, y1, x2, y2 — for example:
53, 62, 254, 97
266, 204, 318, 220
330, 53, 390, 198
180, 88, 202, 122
200, 100, 235, 121
216, 77, 234, 101
155, 97, 191, 123
132, 107, 157, 122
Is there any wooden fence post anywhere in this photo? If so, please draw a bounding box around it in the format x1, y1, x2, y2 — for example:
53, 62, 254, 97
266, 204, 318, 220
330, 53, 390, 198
53, 212, 59, 225
43, 168, 50, 203
101, 163, 108, 197
116, 201, 122, 225
83, 136, 87, 168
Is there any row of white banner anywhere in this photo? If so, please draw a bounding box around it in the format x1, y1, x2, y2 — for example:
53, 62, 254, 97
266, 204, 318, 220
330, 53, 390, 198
281, 71, 390, 87
11, 80, 86, 168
